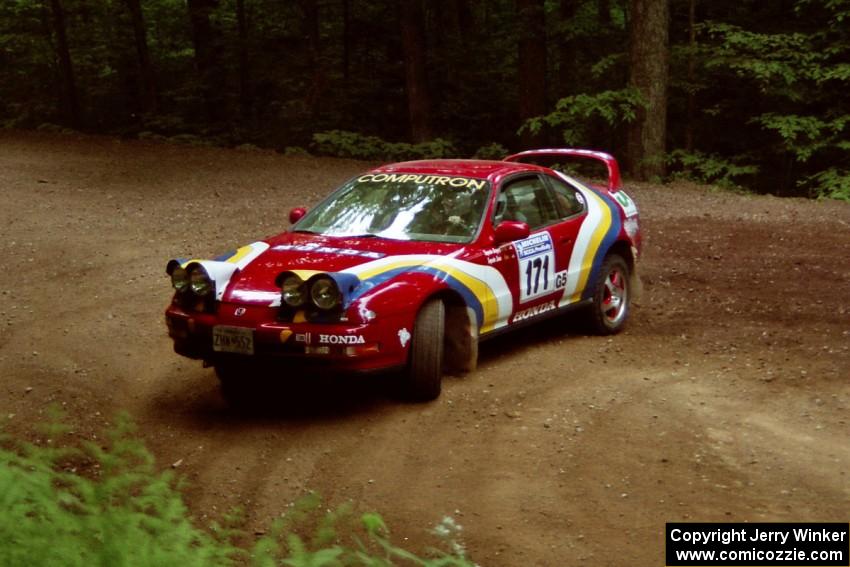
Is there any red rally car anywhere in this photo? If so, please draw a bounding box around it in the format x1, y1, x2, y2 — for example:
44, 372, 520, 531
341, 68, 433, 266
165, 149, 642, 401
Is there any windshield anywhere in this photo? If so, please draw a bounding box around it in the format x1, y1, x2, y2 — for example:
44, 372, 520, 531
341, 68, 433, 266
294, 173, 491, 243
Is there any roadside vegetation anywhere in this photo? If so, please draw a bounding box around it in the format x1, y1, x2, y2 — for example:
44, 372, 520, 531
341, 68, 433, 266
0, 412, 476, 567
1, 0, 848, 199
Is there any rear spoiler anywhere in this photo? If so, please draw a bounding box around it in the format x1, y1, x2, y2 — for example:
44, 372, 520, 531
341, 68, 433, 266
504, 148, 622, 193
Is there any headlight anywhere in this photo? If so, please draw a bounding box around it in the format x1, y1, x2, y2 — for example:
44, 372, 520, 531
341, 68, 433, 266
310, 277, 341, 310
190, 266, 213, 296
281, 275, 307, 307
171, 266, 189, 293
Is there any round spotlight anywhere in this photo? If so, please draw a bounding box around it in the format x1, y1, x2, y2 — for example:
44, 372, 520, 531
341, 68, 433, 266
171, 266, 189, 293
189, 266, 213, 296
310, 277, 341, 310
281, 274, 307, 307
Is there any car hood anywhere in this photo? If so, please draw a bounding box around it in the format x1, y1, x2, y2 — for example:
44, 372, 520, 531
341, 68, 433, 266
221, 232, 467, 304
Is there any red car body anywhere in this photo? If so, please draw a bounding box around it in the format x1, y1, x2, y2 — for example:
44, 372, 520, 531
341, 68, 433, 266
164, 149, 641, 398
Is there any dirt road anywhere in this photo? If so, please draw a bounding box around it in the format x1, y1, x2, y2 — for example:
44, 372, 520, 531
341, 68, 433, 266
1, 131, 848, 565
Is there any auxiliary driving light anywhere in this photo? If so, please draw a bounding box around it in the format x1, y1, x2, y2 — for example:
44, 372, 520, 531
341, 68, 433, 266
171, 266, 189, 293
310, 276, 341, 310
281, 274, 308, 307
189, 266, 213, 296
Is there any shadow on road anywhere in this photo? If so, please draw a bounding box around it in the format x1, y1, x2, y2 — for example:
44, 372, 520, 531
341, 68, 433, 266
145, 313, 592, 428
145, 366, 404, 427
478, 312, 590, 364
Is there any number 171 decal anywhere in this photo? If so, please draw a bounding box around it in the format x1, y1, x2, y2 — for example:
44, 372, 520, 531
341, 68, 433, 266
513, 232, 567, 303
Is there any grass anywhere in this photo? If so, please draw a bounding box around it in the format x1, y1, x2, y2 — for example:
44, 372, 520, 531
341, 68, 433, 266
0, 411, 477, 567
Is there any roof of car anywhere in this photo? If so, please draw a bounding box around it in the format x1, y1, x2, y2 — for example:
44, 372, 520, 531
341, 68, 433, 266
371, 159, 549, 181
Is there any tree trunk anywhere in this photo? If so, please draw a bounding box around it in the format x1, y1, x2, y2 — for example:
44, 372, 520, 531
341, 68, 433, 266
598, 0, 611, 27
48, 0, 80, 127
558, 0, 578, 98
300, 0, 325, 119
685, 0, 696, 152
123, 0, 157, 116
187, 0, 225, 123
342, 0, 351, 82
236, 0, 251, 123
517, 0, 547, 148
399, 0, 432, 142
626, 0, 669, 180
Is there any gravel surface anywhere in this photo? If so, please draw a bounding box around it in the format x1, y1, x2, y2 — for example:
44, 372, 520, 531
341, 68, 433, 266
1, 130, 848, 566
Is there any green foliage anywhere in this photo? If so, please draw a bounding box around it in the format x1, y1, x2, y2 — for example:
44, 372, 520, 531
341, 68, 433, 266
691, 0, 850, 195
252, 494, 475, 567
0, 413, 480, 566
754, 113, 849, 162
312, 131, 456, 161
0, 412, 241, 567
2, 0, 849, 199
702, 23, 823, 96
801, 168, 850, 201
472, 143, 509, 160
666, 150, 758, 189
522, 88, 643, 146
283, 146, 312, 157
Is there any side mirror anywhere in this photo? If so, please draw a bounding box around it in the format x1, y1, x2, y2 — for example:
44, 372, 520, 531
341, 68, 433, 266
289, 207, 307, 224
493, 221, 530, 245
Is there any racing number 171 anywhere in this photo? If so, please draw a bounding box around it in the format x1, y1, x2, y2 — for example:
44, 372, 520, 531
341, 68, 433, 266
525, 256, 549, 296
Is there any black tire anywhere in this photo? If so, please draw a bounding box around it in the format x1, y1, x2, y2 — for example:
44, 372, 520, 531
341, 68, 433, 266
586, 254, 631, 335
404, 299, 445, 401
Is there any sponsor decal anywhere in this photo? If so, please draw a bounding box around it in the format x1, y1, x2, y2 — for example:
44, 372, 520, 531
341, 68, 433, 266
511, 301, 556, 323
483, 248, 503, 265
515, 233, 553, 259
357, 173, 487, 190
613, 190, 638, 218
279, 329, 293, 343
513, 232, 558, 303
234, 307, 246, 317
295, 332, 310, 343
398, 328, 411, 347
318, 334, 365, 345
272, 243, 385, 259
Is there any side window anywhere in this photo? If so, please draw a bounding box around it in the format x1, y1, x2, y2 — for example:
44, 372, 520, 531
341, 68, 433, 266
546, 176, 586, 218
494, 176, 560, 230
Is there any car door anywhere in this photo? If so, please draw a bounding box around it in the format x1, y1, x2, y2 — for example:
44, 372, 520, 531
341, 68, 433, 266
541, 173, 588, 307
491, 174, 579, 323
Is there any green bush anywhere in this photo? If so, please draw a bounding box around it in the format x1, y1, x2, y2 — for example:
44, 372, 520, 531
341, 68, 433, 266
251, 493, 475, 567
521, 88, 644, 146
801, 168, 850, 201
666, 149, 759, 189
472, 143, 509, 160
0, 413, 240, 567
311, 130, 457, 161
0, 413, 478, 567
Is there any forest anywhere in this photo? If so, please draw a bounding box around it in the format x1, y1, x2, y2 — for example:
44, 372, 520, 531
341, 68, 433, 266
0, 0, 848, 199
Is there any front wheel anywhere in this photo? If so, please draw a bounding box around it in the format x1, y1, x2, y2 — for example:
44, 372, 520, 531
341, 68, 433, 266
404, 299, 445, 401
214, 361, 254, 406
586, 254, 631, 335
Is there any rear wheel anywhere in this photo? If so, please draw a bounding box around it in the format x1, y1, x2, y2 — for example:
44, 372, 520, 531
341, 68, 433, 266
404, 299, 445, 401
586, 254, 631, 335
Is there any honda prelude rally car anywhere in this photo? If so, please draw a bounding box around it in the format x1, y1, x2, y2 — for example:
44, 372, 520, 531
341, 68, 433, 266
164, 149, 642, 401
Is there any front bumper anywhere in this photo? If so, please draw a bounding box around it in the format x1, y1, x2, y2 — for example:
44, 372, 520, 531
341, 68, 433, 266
165, 303, 412, 372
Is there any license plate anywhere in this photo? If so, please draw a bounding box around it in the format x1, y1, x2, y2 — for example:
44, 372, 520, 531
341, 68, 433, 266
212, 326, 254, 355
